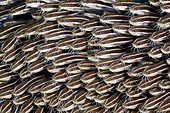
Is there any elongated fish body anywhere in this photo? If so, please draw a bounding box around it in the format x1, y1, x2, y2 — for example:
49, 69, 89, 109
129, 15, 159, 26
41, 2, 59, 12
112, 1, 141, 11
57, 15, 89, 26
157, 15, 170, 29
98, 35, 133, 48
44, 10, 78, 21
112, 23, 130, 35
59, 0, 83, 12
100, 13, 130, 24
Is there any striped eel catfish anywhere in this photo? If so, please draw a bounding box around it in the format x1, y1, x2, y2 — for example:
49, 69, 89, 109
123, 77, 140, 88
138, 75, 163, 90
47, 63, 65, 73
79, 20, 103, 32
59, 0, 83, 12
13, 76, 44, 96
104, 91, 122, 109
143, 90, 170, 109
56, 37, 76, 50
36, 21, 59, 36
149, 86, 165, 96
157, 15, 170, 29
83, 105, 101, 113
143, 61, 169, 77
104, 71, 127, 84
44, 28, 74, 41
96, 58, 116, 70
92, 26, 116, 39
27, 58, 47, 74
123, 96, 147, 109
43, 10, 78, 21
73, 89, 87, 104
66, 76, 83, 89
157, 97, 170, 112
80, 71, 97, 83
53, 54, 85, 66
94, 93, 110, 104
149, 0, 159, 7
128, 26, 155, 36
9, 3, 30, 17
26, 0, 45, 8
159, 78, 170, 89
41, 2, 59, 12
129, 4, 157, 15
57, 87, 76, 101
66, 63, 82, 74
19, 96, 36, 113
148, 45, 163, 59
34, 96, 46, 106
161, 41, 170, 54
112, 0, 142, 12
0, 23, 24, 40
129, 15, 159, 26
13, 94, 31, 105
0, 100, 13, 113
161, 3, 170, 13
112, 23, 131, 35
98, 35, 133, 48
100, 13, 130, 24
41, 80, 61, 94
57, 15, 89, 27
81, 0, 114, 10
149, 30, 169, 43
38, 40, 56, 53
86, 91, 97, 100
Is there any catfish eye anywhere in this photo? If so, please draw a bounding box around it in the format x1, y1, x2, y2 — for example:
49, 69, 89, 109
149, 70, 153, 74
157, 35, 160, 38
42, 28, 46, 32
115, 65, 119, 68
64, 19, 67, 22
78, 44, 81, 47
100, 52, 104, 55
136, 19, 139, 22
1, 75, 4, 78
99, 31, 103, 34
105, 40, 109, 44
18, 90, 22, 93
50, 14, 53, 17
86, 25, 89, 28
72, 67, 76, 70
127, 57, 130, 60
102, 63, 105, 66
1, 33, 4, 36
137, 7, 141, 10
140, 42, 143, 45
65, 4, 68, 7
119, 3, 122, 6
119, 27, 122, 29
155, 51, 159, 54
51, 53, 54, 56
107, 17, 110, 20
34, 67, 37, 70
